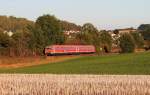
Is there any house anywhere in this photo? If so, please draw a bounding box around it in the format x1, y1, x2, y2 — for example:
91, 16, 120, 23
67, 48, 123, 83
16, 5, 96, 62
116, 28, 137, 34
3, 31, 13, 37
64, 30, 80, 35
64, 30, 80, 38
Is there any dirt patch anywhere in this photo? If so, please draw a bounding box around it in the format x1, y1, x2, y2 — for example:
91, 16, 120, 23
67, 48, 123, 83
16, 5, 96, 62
0, 56, 79, 68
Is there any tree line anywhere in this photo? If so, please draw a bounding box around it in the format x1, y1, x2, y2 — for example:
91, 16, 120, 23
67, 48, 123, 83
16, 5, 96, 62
0, 14, 149, 57
75, 23, 146, 54
0, 15, 81, 56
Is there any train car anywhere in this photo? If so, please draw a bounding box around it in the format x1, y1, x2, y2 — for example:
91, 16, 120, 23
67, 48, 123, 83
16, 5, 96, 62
45, 45, 95, 55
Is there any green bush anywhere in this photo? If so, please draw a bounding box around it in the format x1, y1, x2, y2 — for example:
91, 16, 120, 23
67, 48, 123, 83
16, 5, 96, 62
119, 33, 135, 53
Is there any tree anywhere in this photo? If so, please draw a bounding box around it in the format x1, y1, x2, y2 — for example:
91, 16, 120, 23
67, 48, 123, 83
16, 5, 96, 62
11, 31, 30, 56
36, 14, 65, 46
119, 33, 135, 53
28, 25, 45, 55
0, 32, 11, 48
0, 32, 13, 56
130, 32, 144, 48
138, 24, 150, 40
0, 15, 33, 32
138, 24, 150, 49
59, 20, 81, 31
77, 23, 101, 54
99, 31, 112, 53
113, 29, 119, 34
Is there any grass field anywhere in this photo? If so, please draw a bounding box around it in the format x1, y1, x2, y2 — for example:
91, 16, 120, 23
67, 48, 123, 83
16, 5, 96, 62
0, 52, 150, 74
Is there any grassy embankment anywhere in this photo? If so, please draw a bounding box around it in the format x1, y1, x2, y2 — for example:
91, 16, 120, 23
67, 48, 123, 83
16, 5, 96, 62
0, 52, 150, 74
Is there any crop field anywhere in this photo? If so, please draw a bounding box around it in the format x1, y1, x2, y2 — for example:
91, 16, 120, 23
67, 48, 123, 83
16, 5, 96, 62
0, 74, 150, 95
0, 52, 150, 74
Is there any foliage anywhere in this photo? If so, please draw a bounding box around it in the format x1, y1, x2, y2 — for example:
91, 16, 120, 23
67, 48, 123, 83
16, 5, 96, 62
130, 32, 144, 48
144, 40, 150, 50
77, 23, 101, 54
0, 32, 12, 56
36, 15, 65, 46
28, 25, 45, 55
60, 20, 81, 31
0, 16, 33, 32
99, 31, 112, 52
65, 36, 83, 45
119, 33, 135, 53
113, 29, 119, 34
0, 32, 11, 48
138, 24, 150, 49
138, 24, 150, 40
11, 31, 31, 56
0, 16, 34, 56
0, 15, 68, 56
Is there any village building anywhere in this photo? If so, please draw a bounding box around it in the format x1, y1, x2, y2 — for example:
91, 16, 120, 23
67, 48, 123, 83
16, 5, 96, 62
116, 28, 137, 34
64, 30, 80, 38
3, 31, 13, 37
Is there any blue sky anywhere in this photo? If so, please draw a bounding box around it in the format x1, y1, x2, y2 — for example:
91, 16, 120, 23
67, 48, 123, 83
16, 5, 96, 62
0, 0, 150, 29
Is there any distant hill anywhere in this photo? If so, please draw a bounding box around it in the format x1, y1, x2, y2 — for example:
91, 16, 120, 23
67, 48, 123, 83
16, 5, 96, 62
59, 20, 81, 31
0, 15, 34, 32
0, 15, 81, 33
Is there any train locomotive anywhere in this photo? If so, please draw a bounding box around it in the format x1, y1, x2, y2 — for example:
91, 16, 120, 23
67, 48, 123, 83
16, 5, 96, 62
45, 45, 96, 55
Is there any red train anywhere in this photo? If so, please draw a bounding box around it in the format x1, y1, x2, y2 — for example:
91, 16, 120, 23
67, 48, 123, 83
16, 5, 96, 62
45, 45, 96, 55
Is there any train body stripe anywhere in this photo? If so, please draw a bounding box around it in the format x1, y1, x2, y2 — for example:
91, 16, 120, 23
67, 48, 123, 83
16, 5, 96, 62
45, 45, 96, 55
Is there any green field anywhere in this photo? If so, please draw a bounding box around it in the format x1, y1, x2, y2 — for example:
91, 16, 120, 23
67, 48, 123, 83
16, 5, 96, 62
0, 52, 150, 74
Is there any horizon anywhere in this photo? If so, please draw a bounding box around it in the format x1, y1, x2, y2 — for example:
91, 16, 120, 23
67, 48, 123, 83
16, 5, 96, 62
0, 0, 150, 30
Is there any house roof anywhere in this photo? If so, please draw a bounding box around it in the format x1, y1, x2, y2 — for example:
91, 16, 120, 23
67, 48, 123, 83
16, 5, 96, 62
117, 28, 137, 31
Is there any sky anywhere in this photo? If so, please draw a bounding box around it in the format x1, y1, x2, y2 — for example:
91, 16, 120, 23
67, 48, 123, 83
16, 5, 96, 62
0, 0, 150, 30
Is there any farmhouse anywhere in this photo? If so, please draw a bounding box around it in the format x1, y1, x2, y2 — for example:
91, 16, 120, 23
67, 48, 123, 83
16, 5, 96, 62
117, 28, 137, 34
